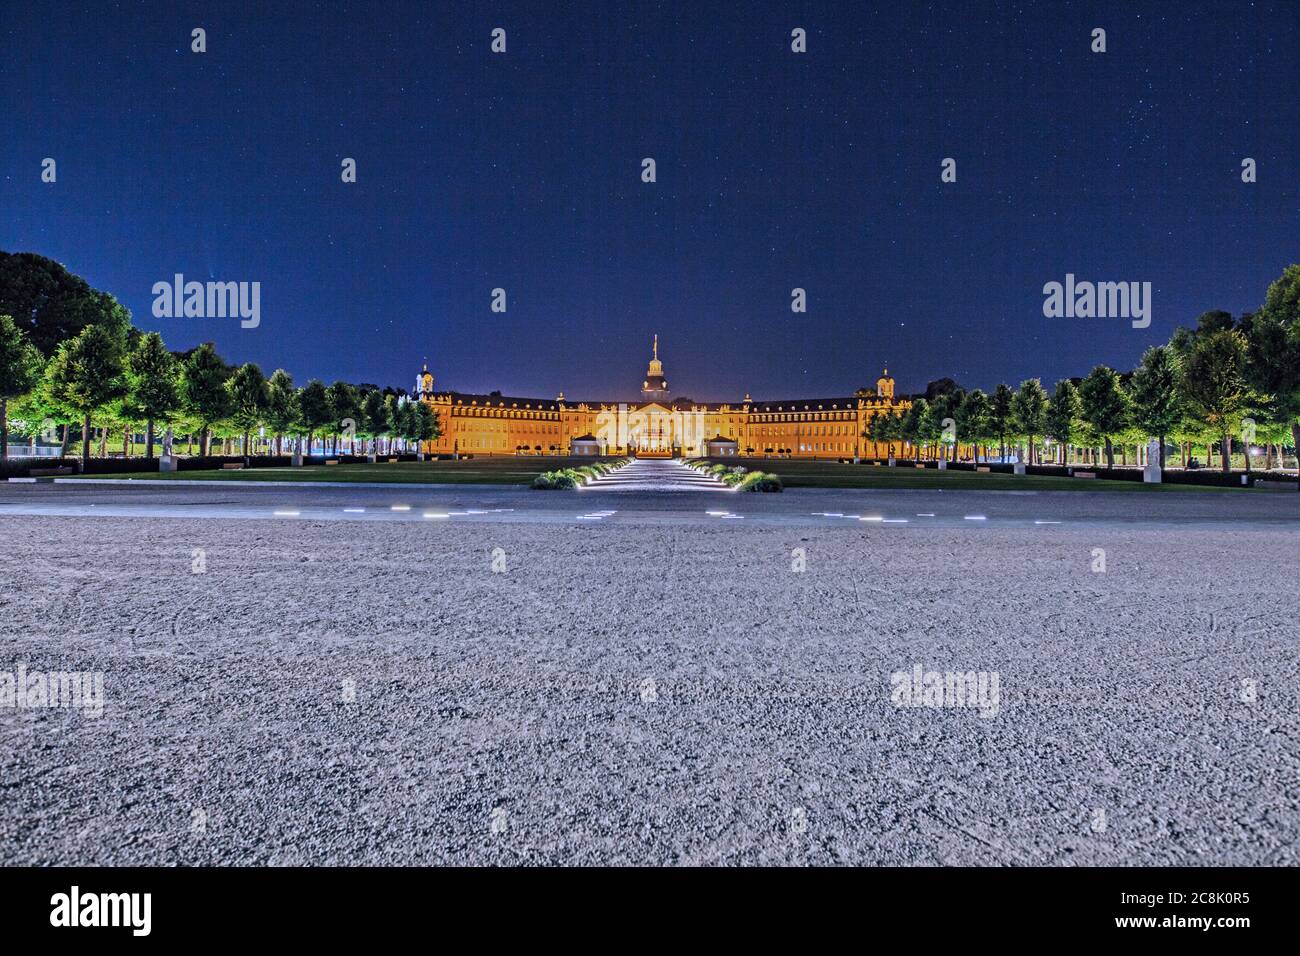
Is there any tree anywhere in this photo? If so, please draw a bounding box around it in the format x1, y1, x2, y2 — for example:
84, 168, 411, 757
865, 410, 896, 455
1079, 366, 1129, 469
412, 401, 439, 448
954, 388, 991, 462
1011, 379, 1049, 464
383, 393, 403, 454
989, 383, 1014, 462
1044, 380, 1080, 464
298, 379, 333, 456
1244, 265, 1300, 479
360, 388, 389, 455
265, 369, 299, 455
0, 314, 43, 461
923, 377, 961, 402
227, 363, 270, 458
326, 380, 360, 453
0, 252, 132, 357
927, 389, 962, 461
901, 398, 929, 460
124, 332, 179, 459
1129, 345, 1180, 468
180, 343, 232, 456
1178, 328, 1250, 473
44, 325, 127, 461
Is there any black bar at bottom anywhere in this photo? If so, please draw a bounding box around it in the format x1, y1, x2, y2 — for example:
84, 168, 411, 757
0, 865, 1284, 942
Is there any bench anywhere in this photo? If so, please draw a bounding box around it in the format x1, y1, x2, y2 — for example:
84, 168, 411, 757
976, 466, 990, 473
29, 466, 75, 477
325, 459, 339, 466
221, 462, 244, 470
1074, 471, 1096, 479
914, 463, 926, 469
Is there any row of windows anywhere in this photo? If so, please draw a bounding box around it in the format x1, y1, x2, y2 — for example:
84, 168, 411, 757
755, 424, 860, 437
753, 412, 859, 422
454, 408, 558, 420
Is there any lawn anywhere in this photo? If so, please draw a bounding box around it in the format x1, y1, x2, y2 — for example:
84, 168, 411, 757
66, 455, 1251, 490
704, 458, 1240, 492
69, 457, 588, 485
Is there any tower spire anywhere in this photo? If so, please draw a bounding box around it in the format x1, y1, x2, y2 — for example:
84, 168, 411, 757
653, 333, 658, 361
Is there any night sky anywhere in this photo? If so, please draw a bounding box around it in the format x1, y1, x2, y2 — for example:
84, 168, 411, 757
2, 1, 1296, 401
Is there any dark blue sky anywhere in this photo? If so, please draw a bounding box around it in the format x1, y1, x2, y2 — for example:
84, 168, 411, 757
2, 1, 1296, 400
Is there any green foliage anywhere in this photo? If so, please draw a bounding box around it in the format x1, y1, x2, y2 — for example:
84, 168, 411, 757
737, 470, 782, 492
297, 379, 334, 438
360, 388, 389, 440
227, 363, 270, 438
955, 388, 991, 450
0, 313, 42, 402
866, 409, 902, 446
0, 313, 44, 460
326, 380, 360, 441
1129, 345, 1180, 442
44, 324, 128, 459
1011, 379, 1048, 462
180, 343, 233, 444
0, 252, 133, 356
989, 383, 1014, 455
265, 369, 300, 440
1044, 379, 1080, 449
531, 469, 580, 489
1178, 328, 1251, 469
125, 332, 180, 423
1079, 366, 1130, 467
901, 397, 929, 448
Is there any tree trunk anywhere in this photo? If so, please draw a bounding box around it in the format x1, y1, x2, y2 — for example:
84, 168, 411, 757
1220, 434, 1231, 473
82, 414, 92, 461
146, 419, 156, 459
1292, 424, 1300, 487
1104, 437, 1114, 469
0, 397, 7, 462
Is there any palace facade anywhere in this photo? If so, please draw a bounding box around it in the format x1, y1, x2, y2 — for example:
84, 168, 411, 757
414, 337, 911, 459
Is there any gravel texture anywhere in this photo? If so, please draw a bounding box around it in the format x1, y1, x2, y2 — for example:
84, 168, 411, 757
1, 483, 1296, 865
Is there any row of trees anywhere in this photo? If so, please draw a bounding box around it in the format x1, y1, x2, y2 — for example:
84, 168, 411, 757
3, 252, 1299, 472
866, 265, 1300, 473
0, 253, 439, 462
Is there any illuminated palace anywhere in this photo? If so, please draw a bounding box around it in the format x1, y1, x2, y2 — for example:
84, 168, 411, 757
414, 336, 910, 459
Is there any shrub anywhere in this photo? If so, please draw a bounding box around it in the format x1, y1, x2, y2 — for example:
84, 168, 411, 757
738, 471, 782, 492
532, 469, 579, 489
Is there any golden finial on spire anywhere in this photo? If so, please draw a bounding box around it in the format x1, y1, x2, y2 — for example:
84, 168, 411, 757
653, 333, 658, 361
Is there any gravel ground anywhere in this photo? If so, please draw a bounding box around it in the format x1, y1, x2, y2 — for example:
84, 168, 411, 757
1, 489, 1296, 865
